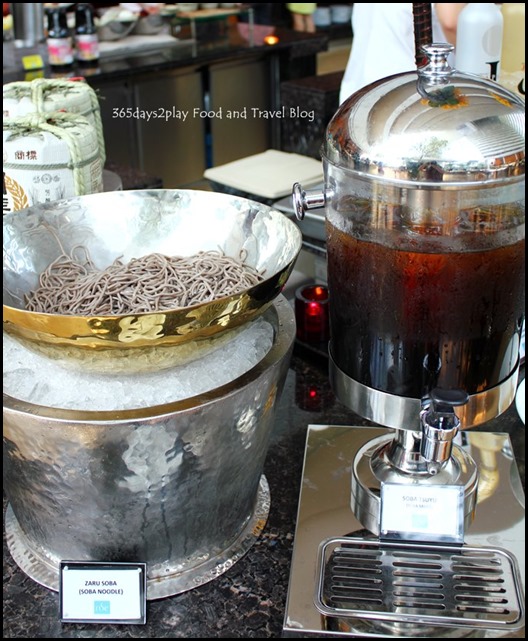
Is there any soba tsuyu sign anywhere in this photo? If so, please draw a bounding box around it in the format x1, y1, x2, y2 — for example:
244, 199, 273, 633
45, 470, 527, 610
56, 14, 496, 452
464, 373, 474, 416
60, 561, 146, 624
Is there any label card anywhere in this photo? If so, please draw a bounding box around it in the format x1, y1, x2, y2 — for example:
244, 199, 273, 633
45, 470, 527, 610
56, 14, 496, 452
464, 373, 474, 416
380, 483, 465, 544
60, 561, 147, 624
22, 54, 44, 71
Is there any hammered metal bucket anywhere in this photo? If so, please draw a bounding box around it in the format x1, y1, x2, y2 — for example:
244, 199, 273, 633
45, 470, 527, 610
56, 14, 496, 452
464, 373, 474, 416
3, 296, 295, 599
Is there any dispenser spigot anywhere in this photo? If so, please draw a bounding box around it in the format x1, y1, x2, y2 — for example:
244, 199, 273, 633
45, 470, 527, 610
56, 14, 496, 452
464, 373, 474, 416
420, 388, 469, 465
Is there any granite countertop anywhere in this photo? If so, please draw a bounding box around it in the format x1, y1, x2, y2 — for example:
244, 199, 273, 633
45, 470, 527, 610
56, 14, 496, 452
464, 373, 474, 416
2, 25, 328, 86
3, 344, 525, 639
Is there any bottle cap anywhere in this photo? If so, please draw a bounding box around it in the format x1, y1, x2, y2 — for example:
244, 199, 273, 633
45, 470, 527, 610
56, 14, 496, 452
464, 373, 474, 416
75, 3, 96, 35
46, 7, 69, 38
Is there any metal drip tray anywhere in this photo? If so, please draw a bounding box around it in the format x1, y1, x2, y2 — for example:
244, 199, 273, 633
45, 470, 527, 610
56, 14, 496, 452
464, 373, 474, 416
315, 537, 525, 631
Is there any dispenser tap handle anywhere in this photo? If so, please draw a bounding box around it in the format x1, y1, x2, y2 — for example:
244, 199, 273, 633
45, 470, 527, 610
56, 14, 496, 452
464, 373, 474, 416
292, 182, 326, 221
430, 388, 469, 417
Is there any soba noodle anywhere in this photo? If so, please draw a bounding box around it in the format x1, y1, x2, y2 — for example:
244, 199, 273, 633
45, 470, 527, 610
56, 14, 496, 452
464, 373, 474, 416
24, 247, 264, 315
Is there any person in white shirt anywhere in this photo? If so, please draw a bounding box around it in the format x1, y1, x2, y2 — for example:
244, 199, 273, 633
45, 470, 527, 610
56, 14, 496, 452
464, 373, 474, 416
339, 3, 467, 104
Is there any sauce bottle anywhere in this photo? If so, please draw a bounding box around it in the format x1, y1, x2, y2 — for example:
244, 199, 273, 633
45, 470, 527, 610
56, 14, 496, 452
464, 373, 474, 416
74, 3, 100, 64
46, 7, 74, 69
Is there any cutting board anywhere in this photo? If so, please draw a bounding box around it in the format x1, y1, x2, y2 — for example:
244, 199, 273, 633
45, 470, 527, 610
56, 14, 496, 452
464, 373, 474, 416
204, 150, 324, 200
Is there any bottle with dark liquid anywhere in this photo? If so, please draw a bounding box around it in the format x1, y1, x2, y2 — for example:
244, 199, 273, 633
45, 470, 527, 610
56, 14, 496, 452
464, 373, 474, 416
74, 3, 100, 65
46, 7, 74, 69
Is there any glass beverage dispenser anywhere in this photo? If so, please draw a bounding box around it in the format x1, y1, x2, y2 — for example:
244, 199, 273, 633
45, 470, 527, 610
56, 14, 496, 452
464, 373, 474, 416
286, 44, 525, 637
296, 43, 524, 435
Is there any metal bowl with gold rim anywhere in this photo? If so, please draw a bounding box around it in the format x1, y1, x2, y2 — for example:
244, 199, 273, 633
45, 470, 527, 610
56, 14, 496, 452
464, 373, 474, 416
3, 189, 302, 373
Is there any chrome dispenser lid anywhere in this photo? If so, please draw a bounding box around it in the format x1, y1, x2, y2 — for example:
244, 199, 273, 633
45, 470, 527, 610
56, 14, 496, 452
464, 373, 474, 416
324, 44, 525, 184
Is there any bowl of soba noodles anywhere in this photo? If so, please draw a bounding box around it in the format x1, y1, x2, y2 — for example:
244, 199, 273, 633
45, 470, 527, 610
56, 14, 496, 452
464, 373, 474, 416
3, 189, 302, 373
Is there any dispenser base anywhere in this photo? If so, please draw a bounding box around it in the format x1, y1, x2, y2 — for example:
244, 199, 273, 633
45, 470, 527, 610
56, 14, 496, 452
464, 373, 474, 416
283, 427, 525, 638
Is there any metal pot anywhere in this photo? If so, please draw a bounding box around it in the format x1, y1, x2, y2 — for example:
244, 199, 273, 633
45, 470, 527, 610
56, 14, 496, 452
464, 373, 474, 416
294, 44, 525, 430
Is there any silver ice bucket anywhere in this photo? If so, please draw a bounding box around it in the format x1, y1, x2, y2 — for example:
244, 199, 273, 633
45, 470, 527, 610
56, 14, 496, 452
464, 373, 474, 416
3, 296, 295, 600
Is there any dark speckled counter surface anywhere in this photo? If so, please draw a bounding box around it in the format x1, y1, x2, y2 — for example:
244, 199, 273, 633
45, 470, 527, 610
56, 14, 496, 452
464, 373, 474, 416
2, 25, 328, 86
3, 343, 525, 638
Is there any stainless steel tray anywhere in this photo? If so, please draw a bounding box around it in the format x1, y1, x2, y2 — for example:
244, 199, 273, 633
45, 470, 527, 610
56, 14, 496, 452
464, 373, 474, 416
315, 537, 525, 630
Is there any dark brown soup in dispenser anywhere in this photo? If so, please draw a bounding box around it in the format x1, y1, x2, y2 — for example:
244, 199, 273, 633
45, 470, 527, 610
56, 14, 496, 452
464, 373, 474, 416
326, 200, 525, 399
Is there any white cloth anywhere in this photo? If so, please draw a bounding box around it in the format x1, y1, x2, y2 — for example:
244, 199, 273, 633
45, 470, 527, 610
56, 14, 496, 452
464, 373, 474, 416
119, 3, 164, 13
339, 3, 453, 104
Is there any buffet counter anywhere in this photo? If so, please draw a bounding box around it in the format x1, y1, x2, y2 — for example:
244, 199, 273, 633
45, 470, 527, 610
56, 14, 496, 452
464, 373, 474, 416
3, 343, 525, 638
3, 25, 328, 189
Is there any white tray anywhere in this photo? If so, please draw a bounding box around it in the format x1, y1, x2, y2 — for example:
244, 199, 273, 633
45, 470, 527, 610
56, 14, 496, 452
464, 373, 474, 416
204, 150, 323, 200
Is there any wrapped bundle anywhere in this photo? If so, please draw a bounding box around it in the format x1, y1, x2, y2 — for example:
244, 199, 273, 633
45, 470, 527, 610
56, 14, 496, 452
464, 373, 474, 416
3, 111, 103, 213
3, 77, 106, 166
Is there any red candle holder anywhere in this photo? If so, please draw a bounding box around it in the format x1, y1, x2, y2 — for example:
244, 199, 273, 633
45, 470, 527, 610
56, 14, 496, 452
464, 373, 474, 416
294, 284, 329, 344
